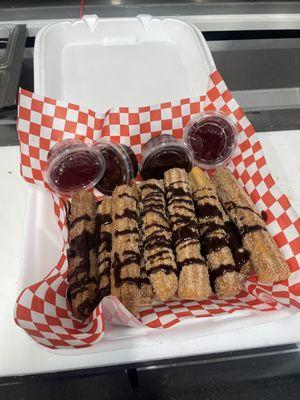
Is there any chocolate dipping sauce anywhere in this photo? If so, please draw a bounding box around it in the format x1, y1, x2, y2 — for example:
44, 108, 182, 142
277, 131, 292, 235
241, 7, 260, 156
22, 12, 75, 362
122, 145, 138, 178
184, 111, 237, 169
140, 135, 193, 180
93, 140, 138, 195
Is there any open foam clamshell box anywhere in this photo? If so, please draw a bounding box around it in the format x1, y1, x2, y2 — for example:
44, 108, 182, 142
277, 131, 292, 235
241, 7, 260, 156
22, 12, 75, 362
15, 15, 300, 353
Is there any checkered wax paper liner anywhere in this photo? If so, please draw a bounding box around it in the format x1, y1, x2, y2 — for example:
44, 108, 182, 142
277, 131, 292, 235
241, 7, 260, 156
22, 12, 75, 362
14, 70, 300, 349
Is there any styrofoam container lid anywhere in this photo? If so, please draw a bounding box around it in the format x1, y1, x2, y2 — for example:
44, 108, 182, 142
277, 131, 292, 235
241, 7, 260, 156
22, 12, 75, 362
34, 14, 215, 111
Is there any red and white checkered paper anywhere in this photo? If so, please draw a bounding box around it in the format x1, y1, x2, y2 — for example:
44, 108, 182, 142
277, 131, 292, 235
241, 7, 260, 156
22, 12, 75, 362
15, 70, 300, 349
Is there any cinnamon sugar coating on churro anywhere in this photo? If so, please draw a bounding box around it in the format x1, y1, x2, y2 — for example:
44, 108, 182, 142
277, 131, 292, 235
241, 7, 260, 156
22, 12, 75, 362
97, 197, 113, 301
164, 168, 211, 299
189, 167, 243, 297
67, 190, 98, 321
67, 162, 289, 319
212, 168, 289, 283
140, 260, 154, 306
140, 179, 178, 302
111, 185, 141, 315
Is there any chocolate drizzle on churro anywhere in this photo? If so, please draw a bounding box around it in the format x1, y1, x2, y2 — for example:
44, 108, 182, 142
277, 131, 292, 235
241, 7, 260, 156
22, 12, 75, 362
144, 236, 171, 251
261, 210, 268, 222
195, 203, 223, 220
140, 183, 174, 256
75, 296, 97, 317
101, 213, 113, 225
197, 216, 250, 273
140, 179, 178, 301
147, 264, 175, 275
140, 267, 151, 285
177, 257, 204, 273
212, 167, 289, 283
241, 224, 266, 236
115, 228, 139, 237
98, 286, 111, 300
209, 264, 236, 291
172, 223, 199, 247
224, 221, 250, 269
165, 168, 211, 299
140, 206, 165, 220
147, 249, 170, 262
97, 198, 113, 302
142, 183, 165, 194
68, 230, 94, 261
201, 233, 228, 257
169, 203, 195, 214
223, 201, 266, 238
189, 167, 245, 297
194, 202, 230, 263
196, 194, 218, 202
224, 201, 262, 219
118, 192, 138, 203
167, 186, 192, 199
68, 276, 97, 300
116, 209, 138, 220
69, 214, 91, 230
165, 180, 186, 189
197, 217, 250, 291
145, 222, 170, 232
110, 185, 141, 314
168, 197, 194, 207
67, 191, 98, 321
123, 249, 140, 258
195, 194, 250, 271
113, 253, 141, 287
100, 231, 112, 252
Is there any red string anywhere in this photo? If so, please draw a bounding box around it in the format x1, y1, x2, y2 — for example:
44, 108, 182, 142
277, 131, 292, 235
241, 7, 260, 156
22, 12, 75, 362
80, 0, 85, 18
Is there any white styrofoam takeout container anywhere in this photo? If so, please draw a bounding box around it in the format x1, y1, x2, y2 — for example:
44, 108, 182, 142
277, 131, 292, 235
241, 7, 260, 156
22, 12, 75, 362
34, 14, 215, 110
19, 15, 294, 354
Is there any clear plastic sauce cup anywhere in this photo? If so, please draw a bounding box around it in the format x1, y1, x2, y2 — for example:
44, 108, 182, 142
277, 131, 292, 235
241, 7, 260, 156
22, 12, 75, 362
92, 140, 138, 195
46, 139, 105, 196
139, 134, 194, 180
183, 111, 238, 169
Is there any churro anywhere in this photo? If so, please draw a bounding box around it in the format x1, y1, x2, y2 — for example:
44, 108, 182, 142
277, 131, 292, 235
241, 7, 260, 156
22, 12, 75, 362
212, 168, 289, 283
189, 167, 243, 297
67, 190, 98, 321
66, 163, 288, 319
140, 262, 154, 305
111, 185, 141, 315
164, 168, 211, 299
140, 179, 178, 302
97, 197, 113, 301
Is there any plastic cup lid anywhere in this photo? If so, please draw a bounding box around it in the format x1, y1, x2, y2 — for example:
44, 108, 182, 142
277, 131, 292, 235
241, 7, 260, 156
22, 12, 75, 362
183, 110, 238, 170
46, 139, 106, 195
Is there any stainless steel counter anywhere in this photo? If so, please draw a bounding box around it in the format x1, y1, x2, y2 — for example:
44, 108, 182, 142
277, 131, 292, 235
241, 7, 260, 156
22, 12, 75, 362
2, 1, 300, 21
